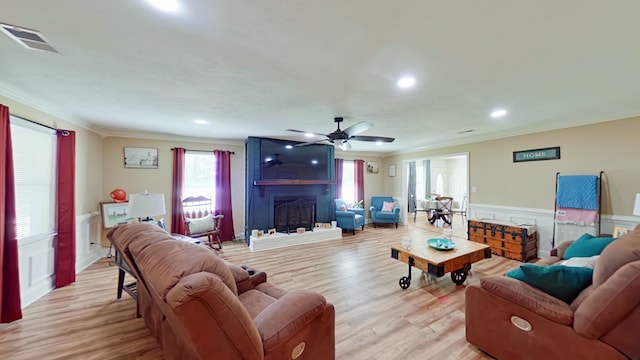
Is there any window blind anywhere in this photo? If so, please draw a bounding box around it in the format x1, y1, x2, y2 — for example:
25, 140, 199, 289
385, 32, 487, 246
10, 116, 56, 240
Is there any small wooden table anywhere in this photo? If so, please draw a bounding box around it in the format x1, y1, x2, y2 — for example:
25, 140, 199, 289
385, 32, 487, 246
391, 239, 491, 288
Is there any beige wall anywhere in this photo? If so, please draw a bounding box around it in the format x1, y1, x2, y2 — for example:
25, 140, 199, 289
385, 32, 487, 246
1, 95, 103, 216
102, 137, 245, 237
382, 116, 640, 216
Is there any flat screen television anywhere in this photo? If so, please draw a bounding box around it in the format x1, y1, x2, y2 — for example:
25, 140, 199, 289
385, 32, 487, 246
260, 138, 330, 180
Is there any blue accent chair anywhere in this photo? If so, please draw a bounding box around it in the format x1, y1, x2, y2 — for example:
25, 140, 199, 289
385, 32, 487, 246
370, 196, 400, 228
334, 199, 365, 235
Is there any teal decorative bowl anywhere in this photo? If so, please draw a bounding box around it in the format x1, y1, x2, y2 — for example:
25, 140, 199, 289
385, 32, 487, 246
427, 238, 456, 251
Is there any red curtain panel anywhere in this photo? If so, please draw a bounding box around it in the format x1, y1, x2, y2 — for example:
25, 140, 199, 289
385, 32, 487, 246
354, 159, 365, 207
0, 104, 22, 323
214, 150, 234, 241
55, 129, 76, 288
171, 148, 186, 235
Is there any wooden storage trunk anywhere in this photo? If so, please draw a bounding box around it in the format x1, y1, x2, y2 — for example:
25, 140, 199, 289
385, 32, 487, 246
468, 220, 538, 262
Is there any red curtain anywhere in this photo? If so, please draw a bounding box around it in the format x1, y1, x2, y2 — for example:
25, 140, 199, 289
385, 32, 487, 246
171, 148, 186, 234
354, 159, 365, 207
0, 104, 22, 323
55, 130, 76, 288
214, 150, 234, 241
335, 158, 343, 199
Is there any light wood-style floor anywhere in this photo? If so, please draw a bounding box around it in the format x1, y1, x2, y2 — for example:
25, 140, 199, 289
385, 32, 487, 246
0, 214, 518, 359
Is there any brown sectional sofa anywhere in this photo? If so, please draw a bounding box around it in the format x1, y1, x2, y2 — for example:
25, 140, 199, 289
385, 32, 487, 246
465, 224, 640, 360
108, 222, 335, 360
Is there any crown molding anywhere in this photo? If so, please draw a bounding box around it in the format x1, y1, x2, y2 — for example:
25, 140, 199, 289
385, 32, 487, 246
0, 81, 107, 135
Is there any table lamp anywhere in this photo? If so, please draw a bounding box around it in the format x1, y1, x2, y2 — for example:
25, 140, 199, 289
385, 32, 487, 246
128, 191, 166, 222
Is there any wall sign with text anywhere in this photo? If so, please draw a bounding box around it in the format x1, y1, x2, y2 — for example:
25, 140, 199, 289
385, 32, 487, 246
513, 147, 561, 162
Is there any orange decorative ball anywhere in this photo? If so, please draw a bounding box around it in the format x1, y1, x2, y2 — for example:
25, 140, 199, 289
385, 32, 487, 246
110, 189, 127, 202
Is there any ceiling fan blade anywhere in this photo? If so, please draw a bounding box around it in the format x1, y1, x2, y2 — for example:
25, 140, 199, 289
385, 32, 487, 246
350, 135, 395, 143
286, 129, 329, 137
294, 139, 331, 147
343, 121, 373, 137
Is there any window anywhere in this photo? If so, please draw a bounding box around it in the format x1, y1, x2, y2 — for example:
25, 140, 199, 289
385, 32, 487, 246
341, 160, 356, 204
11, 116, 57, 240
183, 151, 216, 209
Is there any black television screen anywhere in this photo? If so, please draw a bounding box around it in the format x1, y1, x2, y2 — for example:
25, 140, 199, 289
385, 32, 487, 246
260, 138, 330, 180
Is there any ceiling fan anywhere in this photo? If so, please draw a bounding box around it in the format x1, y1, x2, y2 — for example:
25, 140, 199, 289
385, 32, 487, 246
286, 117, 395, 150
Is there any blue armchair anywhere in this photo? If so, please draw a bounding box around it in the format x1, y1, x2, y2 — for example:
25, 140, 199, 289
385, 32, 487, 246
370, 196, 400, 228
334, 199, 365, 235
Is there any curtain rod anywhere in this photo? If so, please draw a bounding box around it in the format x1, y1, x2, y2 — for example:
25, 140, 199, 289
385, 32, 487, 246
10, 113, 58, 131
171, 148, 235, 154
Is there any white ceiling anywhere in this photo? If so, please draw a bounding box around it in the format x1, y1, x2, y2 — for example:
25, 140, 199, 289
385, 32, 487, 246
1, 1, 639, 154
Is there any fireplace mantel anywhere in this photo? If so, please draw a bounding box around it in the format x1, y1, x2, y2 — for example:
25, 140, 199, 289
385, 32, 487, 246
254, 179, 335, 186
254, 179, 334, 197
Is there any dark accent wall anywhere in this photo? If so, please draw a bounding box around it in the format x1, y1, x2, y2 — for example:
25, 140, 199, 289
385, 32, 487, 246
245, 137, 335, 243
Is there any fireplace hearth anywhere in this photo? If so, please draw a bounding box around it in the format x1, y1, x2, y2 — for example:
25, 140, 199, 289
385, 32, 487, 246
274, 196, 316, 233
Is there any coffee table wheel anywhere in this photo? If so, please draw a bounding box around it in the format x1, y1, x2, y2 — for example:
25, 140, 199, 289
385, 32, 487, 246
399, 276, 411, 289
450, 269, 468, 285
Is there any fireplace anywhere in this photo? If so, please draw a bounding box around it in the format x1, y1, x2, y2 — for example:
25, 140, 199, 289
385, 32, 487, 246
274, 196, 316, 233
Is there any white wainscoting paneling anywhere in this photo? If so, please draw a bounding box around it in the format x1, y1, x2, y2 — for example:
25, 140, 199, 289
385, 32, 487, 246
18, 233, 55, 308
19, 211, 103, 308
469, 203, 640, 258
76, 211, 103, 272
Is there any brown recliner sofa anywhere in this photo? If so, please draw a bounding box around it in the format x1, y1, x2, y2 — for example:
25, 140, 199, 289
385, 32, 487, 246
465, 224, 640, 360
108, 222, 335, 360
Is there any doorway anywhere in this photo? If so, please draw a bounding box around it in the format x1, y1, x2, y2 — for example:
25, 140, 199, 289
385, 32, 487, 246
402, 153, 469, 226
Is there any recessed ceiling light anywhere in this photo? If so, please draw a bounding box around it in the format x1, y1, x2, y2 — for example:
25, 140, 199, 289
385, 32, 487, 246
147, 0, 180, 12
285, 145, 293, 149
490, 109, 507, 118
397, 76, 416, 89
304, 133, 314, 138
194, 119, 208, 125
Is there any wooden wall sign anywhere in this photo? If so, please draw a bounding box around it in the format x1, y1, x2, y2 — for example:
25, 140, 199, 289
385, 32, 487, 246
513, 147, 560, 162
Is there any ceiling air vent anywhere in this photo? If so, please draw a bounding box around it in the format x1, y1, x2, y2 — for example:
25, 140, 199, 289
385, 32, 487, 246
0, 23, 57, 53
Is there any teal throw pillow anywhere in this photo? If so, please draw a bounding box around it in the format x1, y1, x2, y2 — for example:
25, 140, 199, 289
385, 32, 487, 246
564, 233, 615, 259
505, 264, 593, 303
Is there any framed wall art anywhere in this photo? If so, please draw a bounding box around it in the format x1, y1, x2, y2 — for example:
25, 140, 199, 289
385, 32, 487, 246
513, 146, 560, 163
124, 147, 158, 169
366, 161, 379, 174
101, 202, 135, 229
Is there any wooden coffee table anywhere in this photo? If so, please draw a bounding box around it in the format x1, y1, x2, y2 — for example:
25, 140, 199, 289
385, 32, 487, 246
391, 239, 491, 288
